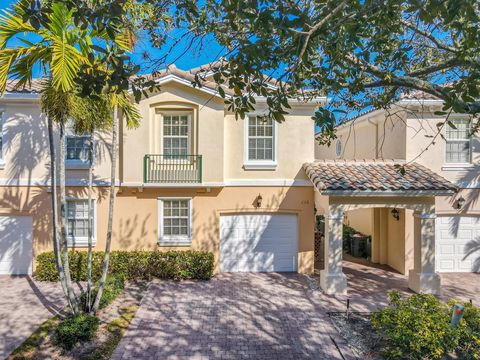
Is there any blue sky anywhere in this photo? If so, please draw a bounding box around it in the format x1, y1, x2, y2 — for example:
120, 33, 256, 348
0, 1, 224, 74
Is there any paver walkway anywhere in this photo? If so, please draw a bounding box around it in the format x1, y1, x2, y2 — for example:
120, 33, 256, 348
112, 273, 350, 360
0, 276, 67, 359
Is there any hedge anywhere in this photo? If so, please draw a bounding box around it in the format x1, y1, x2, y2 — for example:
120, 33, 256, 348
35, 250, 214, 282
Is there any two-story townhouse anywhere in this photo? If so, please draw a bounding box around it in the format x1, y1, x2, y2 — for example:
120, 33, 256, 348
0, 64, 325, 276
314, 91, 479, 284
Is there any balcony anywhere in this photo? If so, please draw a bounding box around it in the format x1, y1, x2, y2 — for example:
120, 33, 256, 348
143, 154, 202, 184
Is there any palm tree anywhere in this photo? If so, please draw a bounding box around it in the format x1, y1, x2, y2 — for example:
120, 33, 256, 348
0, 0, 145, 315
0, 1, 113, 314
91, 93, 139, 314
68, 93, 113, 312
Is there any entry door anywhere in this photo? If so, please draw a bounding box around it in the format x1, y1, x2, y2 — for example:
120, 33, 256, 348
0, 216, 33, 275
436, 216, 480, 272
220, 213, 298, 272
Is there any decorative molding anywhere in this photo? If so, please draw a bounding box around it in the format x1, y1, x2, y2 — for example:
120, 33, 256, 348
0, 178, 118, 187
121, 179, 313, 188
224, 179, 312, 187
454, 181, 480, 189
414, 213, 437, 219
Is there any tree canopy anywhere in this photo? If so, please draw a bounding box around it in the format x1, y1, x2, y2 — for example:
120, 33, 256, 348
16, 0, 480, 143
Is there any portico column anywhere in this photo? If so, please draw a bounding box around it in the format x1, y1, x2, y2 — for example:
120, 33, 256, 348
320, 210, 348, 295
408, 211, 441, 295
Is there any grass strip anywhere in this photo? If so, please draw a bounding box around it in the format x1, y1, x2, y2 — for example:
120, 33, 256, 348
8, 316, 61, 359
81, 304, 139, 360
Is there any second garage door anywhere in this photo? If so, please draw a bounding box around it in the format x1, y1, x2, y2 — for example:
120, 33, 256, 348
0, 215, 33, 275
436, 216, 479, 272
220, 213, 298, 272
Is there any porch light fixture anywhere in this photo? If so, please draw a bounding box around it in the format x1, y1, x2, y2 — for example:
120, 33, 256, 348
391, 208, 400, 221
255, 194, 263, 208
455, 196, 466, 210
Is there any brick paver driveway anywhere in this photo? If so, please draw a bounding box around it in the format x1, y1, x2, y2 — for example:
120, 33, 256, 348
0, 276, 67, 359
112, 273, 348, 360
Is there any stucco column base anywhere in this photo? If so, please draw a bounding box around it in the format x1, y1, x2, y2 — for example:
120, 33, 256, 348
408, 270, 441, 295
320, 270, 348, 295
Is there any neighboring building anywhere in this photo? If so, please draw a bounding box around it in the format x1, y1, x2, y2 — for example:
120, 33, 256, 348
0, 64, 324, 276
315, 92, 480, 279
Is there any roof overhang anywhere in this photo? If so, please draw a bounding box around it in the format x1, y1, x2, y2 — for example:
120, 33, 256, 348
319, 189, 456, 197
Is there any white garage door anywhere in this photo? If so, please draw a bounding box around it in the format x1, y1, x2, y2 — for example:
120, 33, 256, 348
220, 213, 298, 272
436, 216, 479, 272
0, 216, 33, 275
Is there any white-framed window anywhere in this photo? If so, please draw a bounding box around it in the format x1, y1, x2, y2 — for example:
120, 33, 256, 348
158, 197, 192, 246
66, 199, 96, 247
66, 135, 91, 168
445, 118, 471, 164
335, 139, 342, 158
244, 115, 277, 170
162, 113, 191, 157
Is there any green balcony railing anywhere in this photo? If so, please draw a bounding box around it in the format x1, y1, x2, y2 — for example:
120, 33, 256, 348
143, 154, 202, 184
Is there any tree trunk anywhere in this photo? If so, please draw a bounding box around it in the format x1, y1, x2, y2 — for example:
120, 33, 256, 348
59, 120, 79, 314
47, 116, 70, 305
92, 106, 118, 313
85, 129, 95, 313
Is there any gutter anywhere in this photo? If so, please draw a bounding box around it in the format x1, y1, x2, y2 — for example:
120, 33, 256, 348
319, 189, 456, 197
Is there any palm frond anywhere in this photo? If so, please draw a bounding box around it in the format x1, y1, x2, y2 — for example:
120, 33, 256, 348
0, 46, 42, 92
112, 92, 140, 129
71, 93, 113, 133
50, 38, 87, 92
40, 81, 74, 123
0, 9, 36, 49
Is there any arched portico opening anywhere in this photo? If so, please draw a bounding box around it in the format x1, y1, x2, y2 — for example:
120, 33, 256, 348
304, 159, 457, 296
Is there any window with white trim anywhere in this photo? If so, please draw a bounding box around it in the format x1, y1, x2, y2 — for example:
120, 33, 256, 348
66, 199, 95, 246
247, 116, 275, 162
66, 135, 90, 163
445, 118, 471, 164
159, 198, 192, 245
163, 114, 190, 156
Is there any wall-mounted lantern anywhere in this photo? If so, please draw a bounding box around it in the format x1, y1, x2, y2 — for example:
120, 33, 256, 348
391, 208, 400, 221
455, 196, 466, 210
255, 194, 263, 208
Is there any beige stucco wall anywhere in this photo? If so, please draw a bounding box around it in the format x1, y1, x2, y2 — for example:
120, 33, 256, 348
344, 208, 373, 236
405, 113, 480, 215
5, 185, 315, 274
122, 82, 226, 184
0, 99, 115, 185
315, 110, 407, 161
225, 105, 316, 181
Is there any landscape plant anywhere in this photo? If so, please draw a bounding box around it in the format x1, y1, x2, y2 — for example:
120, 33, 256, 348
371, 291, 480, 359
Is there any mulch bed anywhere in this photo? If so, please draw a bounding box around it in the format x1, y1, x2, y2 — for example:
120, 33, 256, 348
329, 312, 384, 359
8, 281, 149, 360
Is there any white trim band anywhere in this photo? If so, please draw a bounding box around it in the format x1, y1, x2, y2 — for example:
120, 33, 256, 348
414, 213, 437, 219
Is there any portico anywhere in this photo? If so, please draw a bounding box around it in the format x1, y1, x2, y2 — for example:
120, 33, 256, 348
304, 160, 457, 295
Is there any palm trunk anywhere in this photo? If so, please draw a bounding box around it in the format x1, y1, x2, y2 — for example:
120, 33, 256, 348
92, 106, 118, 313
59, 120, 79, 315
85, 129, 95, 313
47, 116, 70, 305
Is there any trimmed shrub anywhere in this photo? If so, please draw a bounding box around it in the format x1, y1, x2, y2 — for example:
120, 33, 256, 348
80, 275, 125, 310
371, 291, 480, 359
371, 291, 457, 359
35, 250, 214, 282
55, 314, 99, 350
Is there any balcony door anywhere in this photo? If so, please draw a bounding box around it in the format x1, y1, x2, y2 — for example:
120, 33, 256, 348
162, 113, 192, 160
